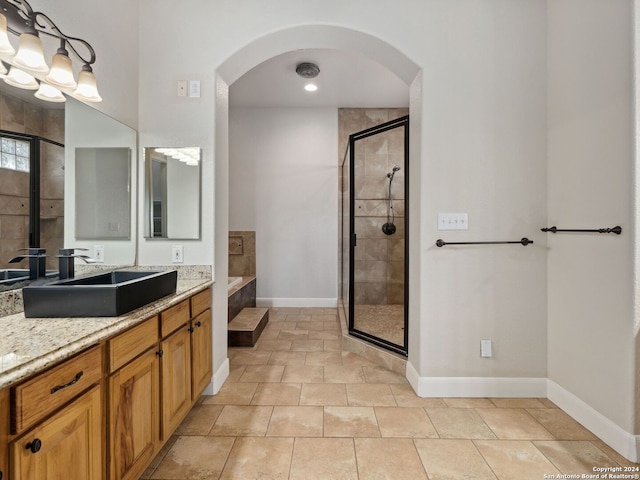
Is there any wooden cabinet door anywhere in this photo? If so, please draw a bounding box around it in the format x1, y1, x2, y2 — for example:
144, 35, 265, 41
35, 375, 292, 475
109, 348, 159, 480
191, 309, 213, 400
0, 388, 8, 480
160, 326, 192, 440
11, 385, 102, 480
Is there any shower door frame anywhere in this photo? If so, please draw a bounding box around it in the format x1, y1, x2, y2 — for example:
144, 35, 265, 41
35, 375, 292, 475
348, 115, 409, 356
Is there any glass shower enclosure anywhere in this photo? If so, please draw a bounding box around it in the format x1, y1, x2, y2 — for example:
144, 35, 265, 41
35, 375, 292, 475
340, 115, 409, 356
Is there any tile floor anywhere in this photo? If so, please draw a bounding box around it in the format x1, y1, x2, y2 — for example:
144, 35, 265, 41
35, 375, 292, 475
141, 307, 638, 479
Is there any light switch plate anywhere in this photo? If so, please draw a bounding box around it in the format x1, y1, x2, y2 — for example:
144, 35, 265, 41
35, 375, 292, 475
188, 80, 201, 98
480, 339, 492, 358
93, 245, 104, 263
438, 213, 468, 230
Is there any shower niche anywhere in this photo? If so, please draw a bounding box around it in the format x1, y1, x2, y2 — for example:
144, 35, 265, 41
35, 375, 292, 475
340, 112, 409, 356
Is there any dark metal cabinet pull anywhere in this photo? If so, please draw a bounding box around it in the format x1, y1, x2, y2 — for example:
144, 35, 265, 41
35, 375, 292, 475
195, 321, 202, 328
188, 326, 195, 333
50, 371, 83, 394
25, 438, 42, 453
156, 350, 164, 357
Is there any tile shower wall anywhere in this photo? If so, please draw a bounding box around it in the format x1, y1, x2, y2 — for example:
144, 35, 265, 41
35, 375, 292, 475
228, 230, 256, 277
0, 92, 64, 269
339, 109, 408, 306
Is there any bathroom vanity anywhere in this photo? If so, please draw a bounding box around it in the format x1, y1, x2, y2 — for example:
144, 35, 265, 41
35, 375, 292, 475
0, 279, 213, 480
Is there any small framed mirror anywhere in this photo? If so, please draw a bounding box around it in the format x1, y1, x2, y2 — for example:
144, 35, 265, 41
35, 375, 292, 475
144, 147, 201, 240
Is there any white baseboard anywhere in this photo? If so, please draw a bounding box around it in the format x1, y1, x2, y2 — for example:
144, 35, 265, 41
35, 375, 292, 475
207, 357, 229, 395
547, 379, 639, 462
406, 361, 547, 398
256, 297, 338, 308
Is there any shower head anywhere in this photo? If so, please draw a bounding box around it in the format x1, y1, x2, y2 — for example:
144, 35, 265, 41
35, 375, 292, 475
386, 166, 401, 179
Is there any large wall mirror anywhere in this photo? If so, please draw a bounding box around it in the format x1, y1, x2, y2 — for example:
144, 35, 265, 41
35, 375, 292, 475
144, 147, 201, 240
0, 81, 137, 292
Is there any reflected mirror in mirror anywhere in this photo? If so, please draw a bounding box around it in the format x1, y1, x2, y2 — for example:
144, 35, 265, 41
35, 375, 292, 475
75, 147, 131, 239
144, 147, 201, 240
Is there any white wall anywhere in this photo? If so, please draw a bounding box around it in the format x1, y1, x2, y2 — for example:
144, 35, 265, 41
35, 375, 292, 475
229, 107, 338, 306
547, 0, 636, 453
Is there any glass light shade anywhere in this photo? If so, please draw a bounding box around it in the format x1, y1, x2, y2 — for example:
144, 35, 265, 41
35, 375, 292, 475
13, 33, 49, 74
34, 83, 65, 102
4, 66, 38, 90
73, 68, 102, 102
45, 52, 77, 89
0, 15, 15, 56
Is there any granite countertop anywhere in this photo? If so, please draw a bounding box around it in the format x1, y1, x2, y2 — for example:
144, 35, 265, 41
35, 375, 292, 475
0, 278, 213, 390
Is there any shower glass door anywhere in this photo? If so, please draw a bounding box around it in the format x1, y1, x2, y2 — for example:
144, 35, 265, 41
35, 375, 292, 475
348, 115, 409, 356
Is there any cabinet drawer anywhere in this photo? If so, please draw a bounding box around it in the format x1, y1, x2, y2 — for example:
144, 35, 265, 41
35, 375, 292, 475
160, 299, 189, 337
11, 345, 102, 434
190, 288, 211, 317
108, 316, 159, 373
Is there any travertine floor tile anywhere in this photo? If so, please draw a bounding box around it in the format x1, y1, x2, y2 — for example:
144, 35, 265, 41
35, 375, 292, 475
390, 384, 447, 408
290, 438, 358, 480
414, 439, 497, 480
219, 437, 294, 480
363, 365, 408, 384
255, 339, 292, 351
591, 440, 640, 467
290, 339, 325, 352
300, 383, 348, 406
251, 382, 301, 405
346, 383, 397, 406
527, 408, 598, 440
375, 406, 438, 438
324, 365, 366, 383
287, 314, 312, 322
150, 436, 234, 479
175, 404, 224, 435
305, 351, 343, 365
281, 365, 324, 383
226, 364, 246, 382
534, 440, 617, 474
268, 351, 307, 365
308, 330, 340, 340
474, 440, 561, 480
323, 339, 342, 351
324, 406, 381, 437
210, 405, 273, 436
267, 405, 324, 437
202, 382, 257, 405
230, 350, 271, 365
490, 398, 547, 409
341, 351, 378, 367
238, 364, 285, 382
443, 398, 495, 408
278, 329, 309, 341
298, 321, 325, 331
354, 438, 428, 479
427, 407, 497, 439
476, 408, 554, 440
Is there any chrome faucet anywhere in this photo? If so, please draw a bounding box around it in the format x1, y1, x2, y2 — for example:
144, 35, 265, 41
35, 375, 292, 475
57, 248, 95, 280
9, 248, 47, 280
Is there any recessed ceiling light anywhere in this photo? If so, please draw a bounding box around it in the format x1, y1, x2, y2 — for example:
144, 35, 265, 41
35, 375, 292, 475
304, 83, 318, 92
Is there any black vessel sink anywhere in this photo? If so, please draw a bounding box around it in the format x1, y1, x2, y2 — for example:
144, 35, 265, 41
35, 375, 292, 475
22, 270, 177, 318
0, 269, 58, 286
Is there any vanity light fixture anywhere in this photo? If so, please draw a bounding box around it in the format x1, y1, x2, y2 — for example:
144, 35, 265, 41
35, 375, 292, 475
0, 0, 101, 103
155, 147, 200, 166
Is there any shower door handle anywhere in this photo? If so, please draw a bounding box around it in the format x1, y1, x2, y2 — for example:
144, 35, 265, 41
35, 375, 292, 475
352, 233, 357, 247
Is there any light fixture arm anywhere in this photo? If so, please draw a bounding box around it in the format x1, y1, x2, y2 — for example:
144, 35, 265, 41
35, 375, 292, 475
0, 0, 96, 66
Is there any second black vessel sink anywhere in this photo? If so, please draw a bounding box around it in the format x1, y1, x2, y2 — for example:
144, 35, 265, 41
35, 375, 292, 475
22, 270, 178, 318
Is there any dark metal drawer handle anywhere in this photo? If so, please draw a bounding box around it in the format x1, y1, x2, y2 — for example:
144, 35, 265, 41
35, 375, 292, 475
195, 321, 202, 328
50, 371, 83, 394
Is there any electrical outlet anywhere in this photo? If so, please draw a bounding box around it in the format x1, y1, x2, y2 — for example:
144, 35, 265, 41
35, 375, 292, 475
172, 245, 184, 263
177, 80, 187, 97
438, 213, 469, 230
94, 245, 105, 263
480, 339, 492, 358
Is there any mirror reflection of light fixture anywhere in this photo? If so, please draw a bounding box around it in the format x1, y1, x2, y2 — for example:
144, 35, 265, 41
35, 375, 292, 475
155, 147, 201, 166
0, 0, 101, 103
4, 65, 38, 89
